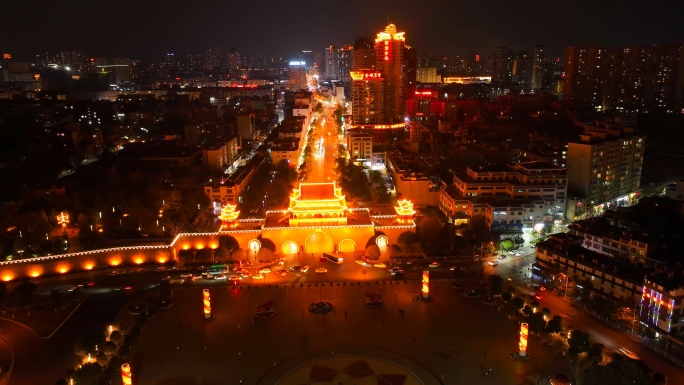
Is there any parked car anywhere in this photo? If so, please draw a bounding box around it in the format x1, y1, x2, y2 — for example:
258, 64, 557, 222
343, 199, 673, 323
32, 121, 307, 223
429, 262, 440, 268
316, 268, 327, 273
389, 267, 405, 276
301, 266, 310, 273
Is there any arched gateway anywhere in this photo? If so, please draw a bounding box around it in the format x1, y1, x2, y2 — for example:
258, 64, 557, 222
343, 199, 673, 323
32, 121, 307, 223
305, 232, 333, 253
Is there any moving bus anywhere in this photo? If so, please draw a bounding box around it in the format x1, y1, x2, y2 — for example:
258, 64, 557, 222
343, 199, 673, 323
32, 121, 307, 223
323, 253, 344, 264
205, 265, 229, 276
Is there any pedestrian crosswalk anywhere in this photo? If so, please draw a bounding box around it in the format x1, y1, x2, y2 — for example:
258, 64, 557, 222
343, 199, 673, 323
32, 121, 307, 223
30, 291, 89, 306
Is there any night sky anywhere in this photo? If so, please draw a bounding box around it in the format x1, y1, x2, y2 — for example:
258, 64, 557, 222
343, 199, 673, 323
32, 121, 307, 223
4, 0, 683, 60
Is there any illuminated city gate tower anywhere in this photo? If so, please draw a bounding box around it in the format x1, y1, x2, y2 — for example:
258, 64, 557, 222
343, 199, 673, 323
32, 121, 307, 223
288, 182, 348, 253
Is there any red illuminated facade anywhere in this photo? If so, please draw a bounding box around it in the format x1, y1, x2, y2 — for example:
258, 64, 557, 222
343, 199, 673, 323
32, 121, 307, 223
406, 87, 444, 119
374, 24, 406, 124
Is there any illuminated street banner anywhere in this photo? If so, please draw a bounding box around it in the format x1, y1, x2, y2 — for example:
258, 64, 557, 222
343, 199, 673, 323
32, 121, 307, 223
203, 289, 212, 319
519, 322, 529, 357
422, 270, 429, 298
121, 363, 132, 385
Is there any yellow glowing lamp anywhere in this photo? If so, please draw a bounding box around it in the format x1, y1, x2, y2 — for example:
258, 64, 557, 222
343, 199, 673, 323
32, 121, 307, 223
519, 322, 529, 357
57, 211, 70, 227
218, 203, 240, 224
203, 289, 212, 319
121, 363, 132, 385
422, 270, 429, 298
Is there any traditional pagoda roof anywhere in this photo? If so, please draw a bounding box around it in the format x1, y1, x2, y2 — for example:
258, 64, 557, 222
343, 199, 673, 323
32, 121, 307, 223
394, 199, 415, 217
219, 203, 240, 222
288, 182, 347, 214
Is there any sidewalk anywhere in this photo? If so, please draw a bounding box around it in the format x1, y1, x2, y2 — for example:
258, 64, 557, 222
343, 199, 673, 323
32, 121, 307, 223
569, 300, 684, 368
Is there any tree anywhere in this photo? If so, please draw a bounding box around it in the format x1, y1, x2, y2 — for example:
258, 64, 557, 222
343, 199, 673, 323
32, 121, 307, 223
547, 315, 564, 334
523, 305, 532, 316
512, 296, 525, 310
489, 275, 504, 296
256, 248, 274, 262
230, 248, 247, 262
213, 246, 229, 262
587, 343, 605, 362
502, 291, 513, 301
527, 312, 546, 333
103, 341, 117, 355
568, 329, 591, 354
365, 245, 381, 259
500, 238, 515, 250
109, 330, 122, 345
75, 327, 107, 355
14, 280, 37, 303
71, 362, 103, 385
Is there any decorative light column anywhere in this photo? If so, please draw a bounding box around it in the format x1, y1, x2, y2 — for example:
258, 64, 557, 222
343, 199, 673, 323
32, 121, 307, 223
121, 363, 132, 385
519, 322, 529, 357
202, 289, 215, 321
422, 270, 429, 299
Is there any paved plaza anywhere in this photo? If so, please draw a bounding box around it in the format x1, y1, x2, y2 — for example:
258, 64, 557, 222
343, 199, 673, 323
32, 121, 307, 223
116, 279, 570, 385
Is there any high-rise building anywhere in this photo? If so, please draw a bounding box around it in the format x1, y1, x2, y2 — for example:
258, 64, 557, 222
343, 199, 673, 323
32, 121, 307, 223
352, 36, 375, 70
289, 61, 308, 91
325, 46, 340, 80
416, 68, 440, 83
512, 51, 531, 88
301, 51, 315, 68
531, 46, 544, 89
165, 53, 178, 68
563, 42, 684, 112
205, 48, 220, 70
566, 121, 645, 220
491, 46, 513, 85
339, 45, 353, 83
350, 70, 385, 125
227, 48, 240, 78
404, 45, 417, 98
187, 53, 204, 69
374, 23, 406, 123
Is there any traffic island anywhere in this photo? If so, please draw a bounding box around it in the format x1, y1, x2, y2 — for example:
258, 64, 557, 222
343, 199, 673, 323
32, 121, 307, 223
513, 352, 532, 361
308, 302, 333, 314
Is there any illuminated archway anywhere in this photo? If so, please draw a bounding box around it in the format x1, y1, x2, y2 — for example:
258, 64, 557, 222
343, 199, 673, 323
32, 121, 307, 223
338, 239, 356, 253
376, 235, 389, 248
248, 239, 261, 253
281, 241, 299, 255
305, 231, 333, 253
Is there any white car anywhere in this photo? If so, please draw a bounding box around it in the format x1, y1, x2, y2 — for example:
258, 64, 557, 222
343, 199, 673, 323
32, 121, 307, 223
180, 273, 193, 279
301, 266, 310, 273
355, 260, 367, 266
214, 274, 227, 280
316, 268, 327, 273
259, 268, 271, 275
488, 261, 498, 266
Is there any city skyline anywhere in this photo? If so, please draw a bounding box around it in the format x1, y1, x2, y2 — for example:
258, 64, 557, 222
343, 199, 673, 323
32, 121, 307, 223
3, 0, 684, 61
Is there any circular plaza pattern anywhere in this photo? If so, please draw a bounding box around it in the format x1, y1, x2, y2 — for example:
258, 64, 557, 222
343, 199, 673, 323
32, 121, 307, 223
273, 354, 425, 385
